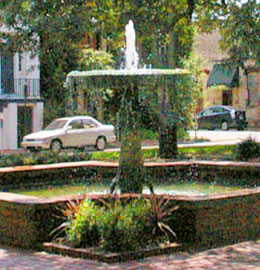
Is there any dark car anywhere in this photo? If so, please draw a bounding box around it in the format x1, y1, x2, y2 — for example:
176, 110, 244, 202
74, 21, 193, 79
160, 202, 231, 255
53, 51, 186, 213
194, 105, 247, 131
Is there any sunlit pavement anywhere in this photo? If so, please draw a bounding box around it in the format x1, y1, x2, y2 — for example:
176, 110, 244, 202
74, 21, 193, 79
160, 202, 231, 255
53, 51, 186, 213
188, 130, 260, 143
0, 240, 260, 270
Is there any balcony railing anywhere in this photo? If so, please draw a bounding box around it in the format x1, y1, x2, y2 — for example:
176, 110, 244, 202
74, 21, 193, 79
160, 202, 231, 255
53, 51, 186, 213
0, 79, 41, 100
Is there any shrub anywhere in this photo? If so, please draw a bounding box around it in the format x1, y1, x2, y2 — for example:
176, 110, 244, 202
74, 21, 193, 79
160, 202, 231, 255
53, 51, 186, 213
22, 155, 37, 165
68, 151, 91, 162
35, 151, 54, 164
57, 196, 177, 252
98, 198, 152, 252
235, 137, 260, 161
66, 199, 102, 248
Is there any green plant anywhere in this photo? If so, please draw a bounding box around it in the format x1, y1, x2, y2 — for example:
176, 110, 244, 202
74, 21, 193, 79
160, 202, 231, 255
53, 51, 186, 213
68, 151, 91, 162
140, 128, 158, 140
58, 152, 70, 163
0, 153, 24, 167
34, 151, 53, 164
97, 197, 152, 252
147, 195, 178, 243
65, 199, 102, 248
51, 199, 82, 240
22, 155, 37, 165
235, 137, 260, 161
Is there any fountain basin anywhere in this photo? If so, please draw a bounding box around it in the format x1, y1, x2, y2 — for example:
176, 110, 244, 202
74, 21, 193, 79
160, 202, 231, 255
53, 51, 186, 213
0, 160, 259, 251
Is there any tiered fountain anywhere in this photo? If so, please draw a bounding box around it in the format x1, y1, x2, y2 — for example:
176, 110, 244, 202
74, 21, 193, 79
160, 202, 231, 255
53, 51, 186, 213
66, 20, 190, 193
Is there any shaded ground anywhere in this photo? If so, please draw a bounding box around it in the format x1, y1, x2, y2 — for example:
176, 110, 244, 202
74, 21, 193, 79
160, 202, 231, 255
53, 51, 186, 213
0, 240, 259, 270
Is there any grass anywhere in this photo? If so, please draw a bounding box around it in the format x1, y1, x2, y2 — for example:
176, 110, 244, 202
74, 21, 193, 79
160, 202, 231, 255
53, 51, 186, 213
90, 145, 236, 162
12, 179, 247, 198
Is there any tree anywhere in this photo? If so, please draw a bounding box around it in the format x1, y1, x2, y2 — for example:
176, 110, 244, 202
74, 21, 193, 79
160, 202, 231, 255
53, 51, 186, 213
196, 0, 260, 105
87, 0, 197, 68
0, 0, 93, 123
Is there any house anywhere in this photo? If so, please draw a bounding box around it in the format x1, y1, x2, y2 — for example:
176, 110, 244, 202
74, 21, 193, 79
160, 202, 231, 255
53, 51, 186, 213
194, 30, 260, 128
0, 25, 43, 150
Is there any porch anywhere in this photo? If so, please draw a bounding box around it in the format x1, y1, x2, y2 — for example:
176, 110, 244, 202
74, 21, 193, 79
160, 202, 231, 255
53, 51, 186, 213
0, 78, 41, 100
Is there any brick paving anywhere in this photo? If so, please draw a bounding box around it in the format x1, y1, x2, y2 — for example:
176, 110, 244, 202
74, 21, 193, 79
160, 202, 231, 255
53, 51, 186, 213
0, 240, 260, 270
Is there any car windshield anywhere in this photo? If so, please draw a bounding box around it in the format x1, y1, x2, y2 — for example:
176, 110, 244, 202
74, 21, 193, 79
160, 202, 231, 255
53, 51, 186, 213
44, 120, 67, 130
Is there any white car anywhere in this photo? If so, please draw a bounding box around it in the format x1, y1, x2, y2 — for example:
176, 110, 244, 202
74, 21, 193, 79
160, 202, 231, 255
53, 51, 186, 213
21, 116, 116, 152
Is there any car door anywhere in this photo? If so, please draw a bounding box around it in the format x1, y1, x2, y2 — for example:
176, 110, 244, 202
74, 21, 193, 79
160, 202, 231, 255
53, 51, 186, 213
212, 107, 227, 129
198, 108, 213, 129
211, 107, 222, 129
65, 119, 85, 147
81, 119, 98, 146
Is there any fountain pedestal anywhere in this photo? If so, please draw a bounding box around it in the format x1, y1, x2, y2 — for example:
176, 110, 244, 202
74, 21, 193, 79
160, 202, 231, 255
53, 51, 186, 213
66, 69, 190, 193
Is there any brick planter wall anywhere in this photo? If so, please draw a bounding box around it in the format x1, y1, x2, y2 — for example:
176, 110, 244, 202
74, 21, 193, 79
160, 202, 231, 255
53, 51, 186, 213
0, 161, 259, 250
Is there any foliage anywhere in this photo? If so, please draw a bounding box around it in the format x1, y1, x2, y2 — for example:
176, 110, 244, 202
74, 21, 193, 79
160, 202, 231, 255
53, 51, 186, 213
0, 144, 238, 168
97, 197, 152, 251
76, 47, 116, 121
0, 0, 91, 122
86, 0, 198, 67
78, 47, 115, 71
235, 137, 260, 161
64, 199, 102, 248
0, 150, 91, 168
57, 196, 177, 252
91, 151, 120, 162
196, 1, 260, 105
0, 0, 200, 124
140, 128, 158, 141
148, 195, 178, 243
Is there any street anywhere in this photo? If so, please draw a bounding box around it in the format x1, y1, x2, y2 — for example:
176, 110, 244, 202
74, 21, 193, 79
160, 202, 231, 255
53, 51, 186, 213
188, 129, 260, 143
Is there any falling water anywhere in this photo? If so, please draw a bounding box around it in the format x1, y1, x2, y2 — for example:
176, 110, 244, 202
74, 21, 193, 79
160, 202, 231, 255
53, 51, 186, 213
124, 20, 139, 69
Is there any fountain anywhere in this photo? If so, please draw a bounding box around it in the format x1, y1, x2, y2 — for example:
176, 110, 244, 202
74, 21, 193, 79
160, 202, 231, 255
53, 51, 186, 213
65, 20, 190, 193
124, 20, 139, 69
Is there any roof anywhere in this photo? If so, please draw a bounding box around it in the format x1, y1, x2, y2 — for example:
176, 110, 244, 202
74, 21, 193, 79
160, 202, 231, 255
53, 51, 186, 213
207, 64, 239, 88
56, 116, 94, 121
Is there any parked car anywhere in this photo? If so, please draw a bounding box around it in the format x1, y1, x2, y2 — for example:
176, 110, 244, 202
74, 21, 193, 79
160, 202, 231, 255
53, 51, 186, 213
21, 116, 116, 152
194, 105, 247, 131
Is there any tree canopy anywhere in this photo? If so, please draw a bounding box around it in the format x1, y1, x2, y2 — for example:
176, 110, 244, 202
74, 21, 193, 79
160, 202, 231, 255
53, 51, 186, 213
197, 0, 260, 70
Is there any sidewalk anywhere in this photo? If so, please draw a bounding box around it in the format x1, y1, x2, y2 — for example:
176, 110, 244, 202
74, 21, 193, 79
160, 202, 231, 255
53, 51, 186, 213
1, 240, 260, 270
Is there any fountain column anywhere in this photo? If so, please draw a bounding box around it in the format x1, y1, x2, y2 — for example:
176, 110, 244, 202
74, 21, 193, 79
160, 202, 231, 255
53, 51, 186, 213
117, 82, 144, 193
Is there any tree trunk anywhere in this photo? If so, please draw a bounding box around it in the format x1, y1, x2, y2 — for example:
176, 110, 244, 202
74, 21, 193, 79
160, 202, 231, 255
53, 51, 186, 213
159, 123, 178, 159
157, 84, 178, 159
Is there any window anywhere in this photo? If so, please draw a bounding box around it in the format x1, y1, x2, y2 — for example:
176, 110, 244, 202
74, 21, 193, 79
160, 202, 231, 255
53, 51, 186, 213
202, 109, 213, 116
69, 120, 83, 129
82, 119, 96, 129
18, 53, 22, 71
222, 91, 232, 106
0, 54, 14, 93
213, 107, 225, 114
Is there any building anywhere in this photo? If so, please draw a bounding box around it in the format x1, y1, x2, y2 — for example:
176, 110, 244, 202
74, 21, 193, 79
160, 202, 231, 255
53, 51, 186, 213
194, 30, 260, 128
0, 25, 43, 150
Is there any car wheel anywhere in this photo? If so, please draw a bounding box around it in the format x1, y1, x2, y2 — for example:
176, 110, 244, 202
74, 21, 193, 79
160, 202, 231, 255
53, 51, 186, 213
96, 136, 106, 151
50, 139, 62, 153
221, 121, 229, 131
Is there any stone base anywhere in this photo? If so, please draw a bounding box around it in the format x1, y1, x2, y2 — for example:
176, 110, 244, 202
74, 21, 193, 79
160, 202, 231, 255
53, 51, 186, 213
43, 242, 182, 263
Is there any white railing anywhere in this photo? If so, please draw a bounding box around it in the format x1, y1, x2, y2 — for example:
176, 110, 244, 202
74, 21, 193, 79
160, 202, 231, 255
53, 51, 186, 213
0, 79, 41, 99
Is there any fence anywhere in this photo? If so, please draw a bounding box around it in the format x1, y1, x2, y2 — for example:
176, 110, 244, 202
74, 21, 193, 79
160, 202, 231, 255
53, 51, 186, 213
0, 78, 40, 99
